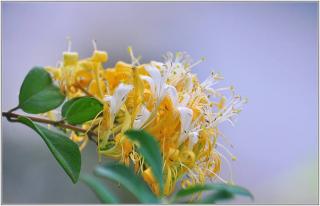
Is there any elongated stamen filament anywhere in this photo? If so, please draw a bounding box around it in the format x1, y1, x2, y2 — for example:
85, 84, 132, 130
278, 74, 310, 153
92, 39, 97, 51
97, 117, 103, 162
206, 168, 228, 184
187, 57, 205, 70
79, 136, 89, 151
66, 36, 72, 52
216, 142, 236, 160
84, 110, 104, 135
180, 162, 199, 183
215, 151, 234, 183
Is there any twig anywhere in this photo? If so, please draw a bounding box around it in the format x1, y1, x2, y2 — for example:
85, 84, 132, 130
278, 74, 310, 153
2, 111, 98, 145
74, 83, 94, 97
7, 105, 20, 114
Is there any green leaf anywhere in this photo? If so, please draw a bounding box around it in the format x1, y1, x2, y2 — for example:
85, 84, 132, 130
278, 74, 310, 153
61, 97, 80, 117
201, 190, 234, 204
64, 97, 103, 125
174, 184, 209, 198
19, 67, 65, 114
173, 183, 253, 203
18, 116, 81, 183
80, 174, 118, 203
124, 129, 163, 194
94, 163, 159, 203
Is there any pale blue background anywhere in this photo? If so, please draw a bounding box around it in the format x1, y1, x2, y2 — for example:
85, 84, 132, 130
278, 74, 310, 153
2, 2, 318, 204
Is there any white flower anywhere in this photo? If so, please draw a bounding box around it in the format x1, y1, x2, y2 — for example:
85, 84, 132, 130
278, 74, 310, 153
141, 64, 171, 105
177, 107, 193, 144
104, 83, 133, 124
166, 85, 199, 148
133, 105, 151, 129
139, 64, 174, 128
141, 62, 201, 148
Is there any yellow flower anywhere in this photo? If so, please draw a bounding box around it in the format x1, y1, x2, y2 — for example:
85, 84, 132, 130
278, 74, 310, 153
47, 42, 246, 196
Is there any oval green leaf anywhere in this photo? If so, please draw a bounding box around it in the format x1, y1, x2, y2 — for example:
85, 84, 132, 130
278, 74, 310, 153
173, 183, 253, 203
19, 67, 65, 114
80, 174, 118, 203
94, 163, 159, 203
61, 97, 80, 118
64, 97, 103, 125
18, 116, 81, 183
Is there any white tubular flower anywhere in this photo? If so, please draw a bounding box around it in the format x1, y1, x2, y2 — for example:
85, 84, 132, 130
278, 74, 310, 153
142, 66, 199, 147
140, 75, 155, 95
150, 61, 164, 69
143, 64, 172, 105
177, 107, 194, 145
166, 85, 179, 105
140, 65, 180, 129
104, 83, 133, 123
133, 105, 151, 129
166, 84, 199, 147
200, 71, 225, 97
188, 131, 199, 149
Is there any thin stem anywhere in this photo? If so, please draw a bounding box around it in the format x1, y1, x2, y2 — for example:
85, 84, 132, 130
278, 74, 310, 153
7, 105, 20, 114
2, 111, 98, 145
74, 83, 94, 97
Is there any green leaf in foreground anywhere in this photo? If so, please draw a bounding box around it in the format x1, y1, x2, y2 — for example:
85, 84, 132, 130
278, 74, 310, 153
18, 116, 81, 183
64, 97, 103, 125
201, 190, 234, 204
124, 129, 164, 194
80, 175, 118, 203
19, 67, 65, 114
94, 163, 159, 203
173, 183, 253, 203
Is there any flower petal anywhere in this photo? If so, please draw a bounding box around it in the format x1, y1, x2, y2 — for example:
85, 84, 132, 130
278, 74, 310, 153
177, 107, 193, 145
180, 94, 190, 107
188, 131, 199, 149
113, 83, 133, 112
165, 85, 178, 106
106, 83, 133, 122
144, 65, 162, 97
140, 75, 155, 95
133, 105, 151, 129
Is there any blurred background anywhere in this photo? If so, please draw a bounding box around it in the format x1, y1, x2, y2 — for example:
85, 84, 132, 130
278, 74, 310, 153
2, 2, 318, 204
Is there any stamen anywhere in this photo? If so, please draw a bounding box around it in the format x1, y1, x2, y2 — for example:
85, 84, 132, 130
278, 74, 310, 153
97, 117, 103, 162
92, 39, 97, 51
128, 46, 140, 66
121, 144, 124, 163
66, 36, 72, 52
187, 57, 205, 70
84, 110, 104, 135
218, 131, 233, 148
104, 80, 110, 95
79, 135, 89, 151
215, 151, 234, 183
206, 168, 227, 184
216, 142, 236, 160
180, 161, 199, 183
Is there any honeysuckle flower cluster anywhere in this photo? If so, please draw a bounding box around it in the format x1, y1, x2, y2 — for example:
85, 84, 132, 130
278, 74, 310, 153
45, 41, 247, 196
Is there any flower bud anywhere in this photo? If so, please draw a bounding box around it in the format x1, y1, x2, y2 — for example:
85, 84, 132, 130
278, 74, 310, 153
63, 52, 79, 66
92, 50, 108, 62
